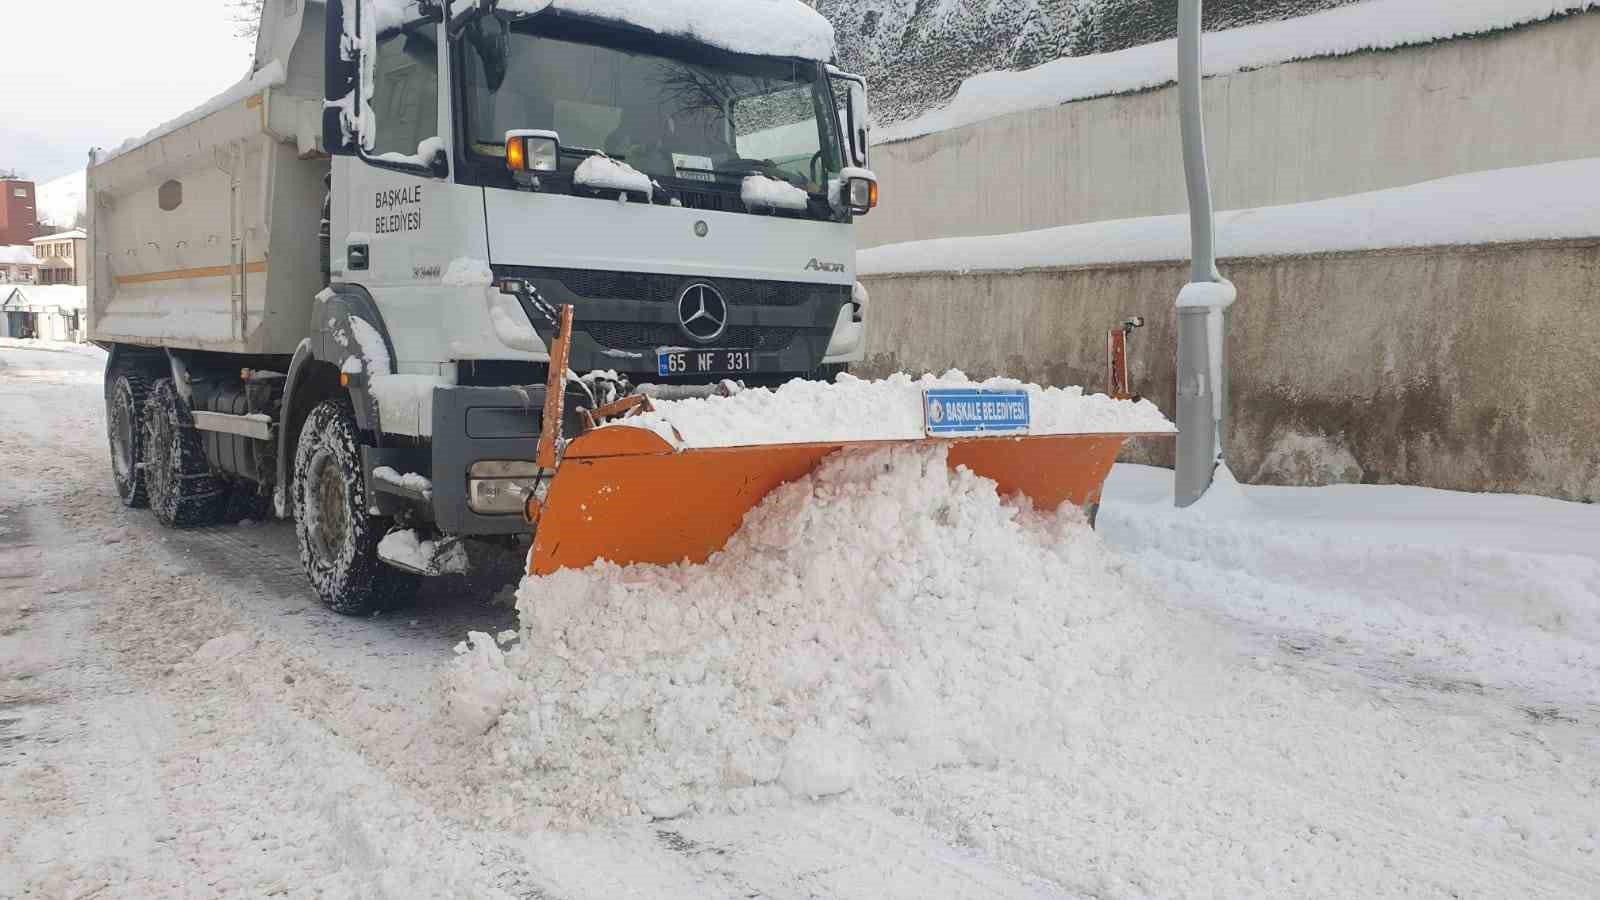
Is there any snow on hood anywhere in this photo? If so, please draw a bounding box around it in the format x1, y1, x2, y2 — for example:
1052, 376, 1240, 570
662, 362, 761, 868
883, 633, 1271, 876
498, 0, 837, 61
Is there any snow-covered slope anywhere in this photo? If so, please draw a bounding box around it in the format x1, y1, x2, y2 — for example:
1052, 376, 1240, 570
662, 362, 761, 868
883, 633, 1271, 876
821, 0, 1600, 143
860, 158, 1600, 275
819, 0, 1362, 129
35, 170, 85, 230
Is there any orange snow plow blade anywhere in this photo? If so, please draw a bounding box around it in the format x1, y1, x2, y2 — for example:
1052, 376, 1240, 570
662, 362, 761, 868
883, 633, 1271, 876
527, 425, 1140, 576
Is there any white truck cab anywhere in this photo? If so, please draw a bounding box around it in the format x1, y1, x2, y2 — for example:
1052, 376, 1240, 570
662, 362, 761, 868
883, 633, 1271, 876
89, 0, 877, 613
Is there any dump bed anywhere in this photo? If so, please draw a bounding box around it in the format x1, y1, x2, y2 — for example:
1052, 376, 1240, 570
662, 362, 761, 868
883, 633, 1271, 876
87, 0, 329, 356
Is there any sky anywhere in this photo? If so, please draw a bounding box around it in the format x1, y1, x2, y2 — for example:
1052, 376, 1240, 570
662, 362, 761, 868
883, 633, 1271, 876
0, 0, 256, 185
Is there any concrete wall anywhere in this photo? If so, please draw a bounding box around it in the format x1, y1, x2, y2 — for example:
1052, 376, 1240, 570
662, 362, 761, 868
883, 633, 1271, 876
863, 11, 1600, 248
859, 239, 1600, 502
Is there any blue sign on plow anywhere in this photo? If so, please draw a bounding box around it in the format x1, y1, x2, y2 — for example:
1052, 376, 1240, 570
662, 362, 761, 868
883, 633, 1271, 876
923, 389, 1032, 436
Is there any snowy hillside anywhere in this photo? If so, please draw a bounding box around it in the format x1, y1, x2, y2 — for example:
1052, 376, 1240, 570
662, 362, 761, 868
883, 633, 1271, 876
815, 0, 1362, 127
36, 170, 85, 230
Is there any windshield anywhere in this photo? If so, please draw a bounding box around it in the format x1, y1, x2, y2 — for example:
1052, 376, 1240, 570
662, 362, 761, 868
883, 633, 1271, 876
461, 19, 843, 194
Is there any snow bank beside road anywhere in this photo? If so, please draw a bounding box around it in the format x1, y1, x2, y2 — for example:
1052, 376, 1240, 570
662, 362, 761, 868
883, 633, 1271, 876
613, 372, 1174, 449
880, 0, 1600, 143
447, 444, 1162, 821
861, 159, 1600, 275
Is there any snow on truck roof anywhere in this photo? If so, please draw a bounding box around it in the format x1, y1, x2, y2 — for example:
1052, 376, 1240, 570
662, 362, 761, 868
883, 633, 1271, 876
467, 0, 836, 60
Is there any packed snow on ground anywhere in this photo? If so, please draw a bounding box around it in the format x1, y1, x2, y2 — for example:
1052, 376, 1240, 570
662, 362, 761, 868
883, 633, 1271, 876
879, 0, 1600, 143
496, 0, 836, 61
861, 159, 1600, 275
7, 340, 1600, 896
611, 371, 1173, 448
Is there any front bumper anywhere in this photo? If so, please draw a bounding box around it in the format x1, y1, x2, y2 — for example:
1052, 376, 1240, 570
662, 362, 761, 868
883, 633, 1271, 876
364, 383, 573, 537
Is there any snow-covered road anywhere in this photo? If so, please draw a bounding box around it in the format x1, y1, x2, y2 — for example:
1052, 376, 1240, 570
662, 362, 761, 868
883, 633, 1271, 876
1, 339, 1596, 898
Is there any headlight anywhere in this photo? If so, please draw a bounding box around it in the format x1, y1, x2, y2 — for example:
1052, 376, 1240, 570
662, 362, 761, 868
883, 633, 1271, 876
848, 177, 878, 215
468, 460, 548, 516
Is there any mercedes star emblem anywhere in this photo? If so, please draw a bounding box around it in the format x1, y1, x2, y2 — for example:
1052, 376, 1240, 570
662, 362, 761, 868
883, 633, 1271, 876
677, 283, 729, 343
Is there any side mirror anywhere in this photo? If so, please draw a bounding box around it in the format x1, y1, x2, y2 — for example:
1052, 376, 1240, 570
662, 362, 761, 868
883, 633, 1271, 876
323, 0, 358, 155
428, 146, 450, 179
830, 71, 870, 169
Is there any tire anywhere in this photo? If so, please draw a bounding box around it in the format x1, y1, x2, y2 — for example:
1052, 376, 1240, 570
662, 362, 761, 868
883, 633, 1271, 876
107, 370, 152, 508
292, 398, 420, 615
142, 378, 228, 528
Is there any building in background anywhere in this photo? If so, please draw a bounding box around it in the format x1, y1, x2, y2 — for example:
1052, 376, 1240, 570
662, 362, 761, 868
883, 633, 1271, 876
0, 244, 42, 284
0, 177, 39, 246
30, 229, 86, 285
0, 285, 86, 341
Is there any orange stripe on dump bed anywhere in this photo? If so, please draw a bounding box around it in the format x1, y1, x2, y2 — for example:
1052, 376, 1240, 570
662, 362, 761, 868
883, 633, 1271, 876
115, 261, 268, 285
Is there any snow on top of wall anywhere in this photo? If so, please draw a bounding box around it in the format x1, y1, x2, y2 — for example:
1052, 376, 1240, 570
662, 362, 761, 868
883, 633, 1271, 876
611, 371, 1173, 450
878, 0, 1600, 144
859, 159, 1600, 276
0, 246, 43, 266
495, 0, 837, 60
99, 61, 287, 165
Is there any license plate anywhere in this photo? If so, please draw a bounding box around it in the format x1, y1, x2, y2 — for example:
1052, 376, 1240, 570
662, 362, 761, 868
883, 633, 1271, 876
658, 349, 758, 377
924, 389, 1031, 436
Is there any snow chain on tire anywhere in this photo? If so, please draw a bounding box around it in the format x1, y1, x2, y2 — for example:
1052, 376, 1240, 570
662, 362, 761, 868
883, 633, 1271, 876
142, 378, 228, 528
292, 398, 420, 615
108, 370, 153, 509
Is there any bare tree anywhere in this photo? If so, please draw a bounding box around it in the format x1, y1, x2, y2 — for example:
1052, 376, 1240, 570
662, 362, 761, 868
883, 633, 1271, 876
231, 0, 265, 40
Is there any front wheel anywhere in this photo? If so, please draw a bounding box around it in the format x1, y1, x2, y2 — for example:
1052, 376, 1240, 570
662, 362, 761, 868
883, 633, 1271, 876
292, 398, 419, 615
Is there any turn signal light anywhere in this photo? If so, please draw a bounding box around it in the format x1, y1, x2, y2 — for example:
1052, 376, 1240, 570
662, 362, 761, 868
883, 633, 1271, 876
504, 130, 560, 174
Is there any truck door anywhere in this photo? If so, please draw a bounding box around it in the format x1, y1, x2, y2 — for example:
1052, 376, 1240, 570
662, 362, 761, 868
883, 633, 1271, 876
324, 0, 489, 372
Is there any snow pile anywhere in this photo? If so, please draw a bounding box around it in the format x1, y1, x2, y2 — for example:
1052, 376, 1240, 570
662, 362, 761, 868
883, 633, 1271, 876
741, 176, 811, 212
613, 371, 1173, 449
861, 159, 1600, 275
880, 0, 1600, 143
446, 443, 1163, 821
574, 155, 654, 200
372, 466, 433, 499
499, 0, 836, 61
377, 529, 467, 576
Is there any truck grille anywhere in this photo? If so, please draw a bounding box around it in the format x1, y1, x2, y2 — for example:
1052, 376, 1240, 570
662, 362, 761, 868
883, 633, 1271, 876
583, 322, 799, 352
538, 268, 839, 309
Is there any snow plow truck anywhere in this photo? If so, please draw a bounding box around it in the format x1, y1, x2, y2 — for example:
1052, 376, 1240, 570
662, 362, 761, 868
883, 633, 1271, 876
90, 0, 1159, 615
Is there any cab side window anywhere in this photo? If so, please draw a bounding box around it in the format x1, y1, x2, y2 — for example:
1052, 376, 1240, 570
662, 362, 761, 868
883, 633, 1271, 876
367, 30, 439, 159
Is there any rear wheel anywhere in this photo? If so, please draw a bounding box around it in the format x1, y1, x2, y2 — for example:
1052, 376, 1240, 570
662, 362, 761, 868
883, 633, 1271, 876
293, 398, 419, 615
142, 378, 227, 528
107, 370, 152, 508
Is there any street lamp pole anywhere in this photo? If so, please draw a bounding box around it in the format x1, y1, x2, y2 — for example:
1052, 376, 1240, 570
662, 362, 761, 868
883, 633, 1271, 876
1174, 0, 1235, 507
